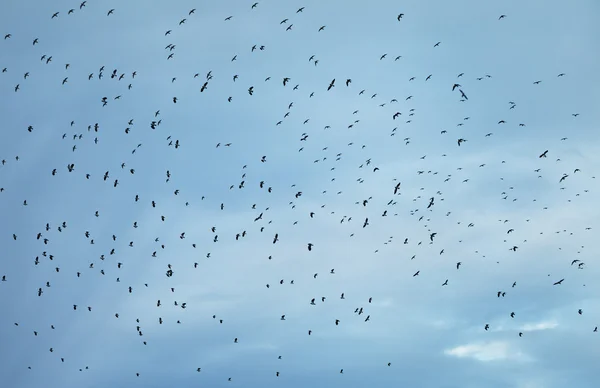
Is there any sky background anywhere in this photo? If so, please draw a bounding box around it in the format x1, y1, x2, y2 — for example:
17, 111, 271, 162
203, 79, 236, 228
1, 0, 599, 387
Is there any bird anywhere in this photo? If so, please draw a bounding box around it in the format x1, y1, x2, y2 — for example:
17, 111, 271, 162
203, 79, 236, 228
328, 79, 335, 91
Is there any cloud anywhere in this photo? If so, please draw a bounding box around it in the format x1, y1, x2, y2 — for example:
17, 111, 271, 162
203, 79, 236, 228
520, 321, 558, 332
444, 341, 532, 362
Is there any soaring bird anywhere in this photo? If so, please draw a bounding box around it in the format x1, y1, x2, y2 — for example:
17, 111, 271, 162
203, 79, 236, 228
327, 79, 335, 91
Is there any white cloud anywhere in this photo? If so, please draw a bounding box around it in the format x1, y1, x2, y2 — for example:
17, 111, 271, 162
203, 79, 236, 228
444, 341, 532, 362
520, 321, 558, 332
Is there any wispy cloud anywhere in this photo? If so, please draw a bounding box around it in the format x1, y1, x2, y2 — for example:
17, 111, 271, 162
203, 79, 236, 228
520, 321, 558, 332
444, 341, 533, 362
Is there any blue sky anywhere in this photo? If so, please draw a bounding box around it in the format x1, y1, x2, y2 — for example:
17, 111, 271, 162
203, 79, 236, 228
1, 0, 599, 387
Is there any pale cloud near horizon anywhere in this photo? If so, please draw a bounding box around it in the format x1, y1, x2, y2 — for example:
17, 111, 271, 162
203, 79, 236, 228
520, 321, 559, 332
444, 341, 533, 362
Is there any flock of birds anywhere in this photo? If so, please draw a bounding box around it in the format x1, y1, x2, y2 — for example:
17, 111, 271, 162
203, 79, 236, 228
0, 1, 597, 385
